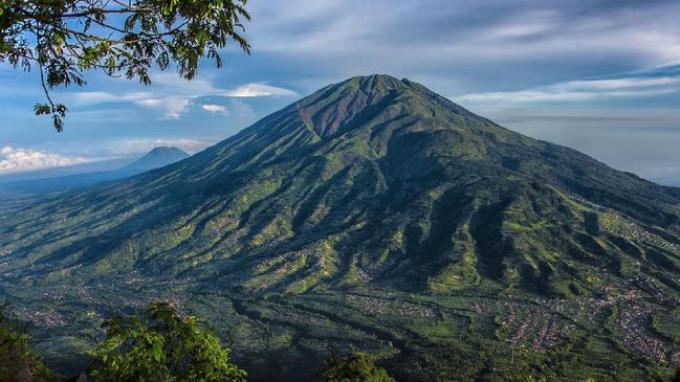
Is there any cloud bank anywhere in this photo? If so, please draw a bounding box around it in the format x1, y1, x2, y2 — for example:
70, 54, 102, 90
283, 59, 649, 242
456, 68, 680, 106
0, 146, 93, 175
65, 75, 298, 119
229, 0, 680, 101
201, 104, 229, 114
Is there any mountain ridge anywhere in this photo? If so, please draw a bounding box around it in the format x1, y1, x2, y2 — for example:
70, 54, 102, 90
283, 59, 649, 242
0, 74, 678, 380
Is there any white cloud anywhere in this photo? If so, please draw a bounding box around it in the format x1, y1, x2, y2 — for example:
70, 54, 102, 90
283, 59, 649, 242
200, 99, 254, 119
68, 91, 191, 119
244, 0, 680, 83
69, 91, 154, 106
0, 146, 94, 175
136, 97, 192, 119
226, 99, 255, 119
455, 75, 680, 106
65, 77, 297, 119
481, 10, 557, 40
559, 77, 680, 91
64, 73, 298, 119
135, 99, 163, 107
222, 83, 299, 97
201, 104, 229, 114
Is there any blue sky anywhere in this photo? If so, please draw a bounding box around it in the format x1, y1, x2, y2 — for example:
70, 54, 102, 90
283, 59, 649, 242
1, 0, 680, 184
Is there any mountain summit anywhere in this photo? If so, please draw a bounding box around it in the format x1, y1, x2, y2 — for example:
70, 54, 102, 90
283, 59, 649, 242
122, 146, 189, 172
0, 75, 678, 380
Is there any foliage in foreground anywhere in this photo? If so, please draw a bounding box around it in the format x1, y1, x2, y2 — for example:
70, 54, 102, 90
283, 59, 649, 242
0, 0, 251, 131
88, 302, 246, 382
322, 353, 396, 382
0, 305, 55, 382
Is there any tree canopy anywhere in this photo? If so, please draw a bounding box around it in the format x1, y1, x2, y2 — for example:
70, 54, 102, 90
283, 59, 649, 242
88, 302, 247, 382
322, 353, 396, 382
0, 0, 251, 131
0, 305, 56, 382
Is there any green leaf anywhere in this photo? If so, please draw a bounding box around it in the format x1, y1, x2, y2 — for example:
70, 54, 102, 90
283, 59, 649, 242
88, 301, 247, 382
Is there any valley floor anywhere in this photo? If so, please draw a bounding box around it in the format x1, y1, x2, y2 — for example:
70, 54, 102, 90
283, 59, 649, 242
1, 275, 677, 381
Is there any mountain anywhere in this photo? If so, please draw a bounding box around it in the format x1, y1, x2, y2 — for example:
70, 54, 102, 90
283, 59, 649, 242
0, 146, 188, 197
0, 75, 678, 381
120, 146, 190, 172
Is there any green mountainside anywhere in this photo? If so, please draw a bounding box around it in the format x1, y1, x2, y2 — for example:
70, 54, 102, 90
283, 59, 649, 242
0, 75, 678, 381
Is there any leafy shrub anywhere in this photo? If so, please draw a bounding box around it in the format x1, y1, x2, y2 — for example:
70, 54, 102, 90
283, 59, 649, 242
321, 353, 395, 382
88, 302, 246, 382
0, 305, 55, 382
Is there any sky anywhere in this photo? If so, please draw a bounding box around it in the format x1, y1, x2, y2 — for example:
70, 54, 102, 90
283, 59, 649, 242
1, 0, 680, 184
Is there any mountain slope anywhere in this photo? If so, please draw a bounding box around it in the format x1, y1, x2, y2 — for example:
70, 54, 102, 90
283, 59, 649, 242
0, 75, 678, 380
0, 146, 188, 197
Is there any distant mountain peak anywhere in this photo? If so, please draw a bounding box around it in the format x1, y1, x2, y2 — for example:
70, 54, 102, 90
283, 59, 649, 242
144, 146, 189, 157
123, 146, 189, 171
